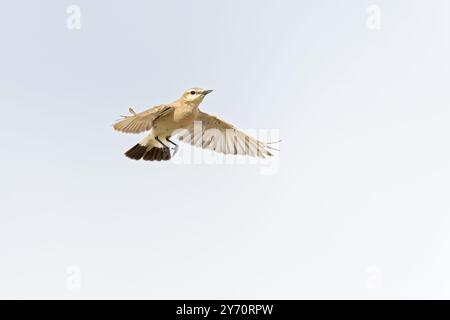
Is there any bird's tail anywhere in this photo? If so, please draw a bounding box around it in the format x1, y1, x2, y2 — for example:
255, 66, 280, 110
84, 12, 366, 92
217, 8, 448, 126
125, 135, 171, 161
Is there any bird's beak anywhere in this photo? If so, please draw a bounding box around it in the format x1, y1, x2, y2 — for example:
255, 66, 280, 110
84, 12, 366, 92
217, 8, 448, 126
202, 89, 213, 96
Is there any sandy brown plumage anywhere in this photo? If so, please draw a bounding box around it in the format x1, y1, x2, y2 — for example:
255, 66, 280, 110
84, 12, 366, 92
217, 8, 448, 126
113, 88, 276, 161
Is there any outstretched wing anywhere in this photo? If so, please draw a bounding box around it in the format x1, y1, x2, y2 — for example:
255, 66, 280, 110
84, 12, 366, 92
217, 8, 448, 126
177, 111, 274, 158
113, 105, 174, 134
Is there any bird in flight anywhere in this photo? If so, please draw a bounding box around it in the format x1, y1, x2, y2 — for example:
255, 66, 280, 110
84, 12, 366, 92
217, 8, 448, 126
113, 88, 277, 161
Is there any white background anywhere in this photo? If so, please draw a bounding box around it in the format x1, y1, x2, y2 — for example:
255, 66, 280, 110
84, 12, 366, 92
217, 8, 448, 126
0, 0, 449, 299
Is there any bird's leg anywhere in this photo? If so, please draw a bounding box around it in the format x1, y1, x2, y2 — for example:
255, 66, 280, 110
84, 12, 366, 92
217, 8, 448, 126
155, 136, 170, 151
155, 136, 172, 159
166, 137, 179, 155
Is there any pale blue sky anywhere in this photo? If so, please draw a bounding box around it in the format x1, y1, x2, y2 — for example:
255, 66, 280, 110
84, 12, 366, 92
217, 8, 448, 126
0, 0, 450, 298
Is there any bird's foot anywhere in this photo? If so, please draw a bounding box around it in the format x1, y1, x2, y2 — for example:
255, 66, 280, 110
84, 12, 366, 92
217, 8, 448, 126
171, 145, 179, 156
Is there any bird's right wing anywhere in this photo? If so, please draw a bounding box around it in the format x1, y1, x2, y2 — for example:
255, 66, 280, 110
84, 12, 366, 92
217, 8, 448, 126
177, 111, 274, 158
113, 105, 174, 134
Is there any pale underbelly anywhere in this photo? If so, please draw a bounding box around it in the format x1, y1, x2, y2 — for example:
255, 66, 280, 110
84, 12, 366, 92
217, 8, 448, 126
152, 108, 197, 137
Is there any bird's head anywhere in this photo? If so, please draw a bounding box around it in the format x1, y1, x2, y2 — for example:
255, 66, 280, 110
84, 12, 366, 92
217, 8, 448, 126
181, 88, 213, 105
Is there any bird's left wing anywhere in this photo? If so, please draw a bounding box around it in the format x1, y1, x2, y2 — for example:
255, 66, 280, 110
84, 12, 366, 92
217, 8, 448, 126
113, 105, 174, 134
177, 111, 274, 158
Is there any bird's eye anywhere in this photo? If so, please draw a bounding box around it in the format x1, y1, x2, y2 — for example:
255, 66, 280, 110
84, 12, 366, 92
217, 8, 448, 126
190, 91, 196, 95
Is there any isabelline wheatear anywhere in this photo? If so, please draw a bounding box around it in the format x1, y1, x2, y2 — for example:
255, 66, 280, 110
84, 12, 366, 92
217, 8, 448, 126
113, 88, 277, 161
